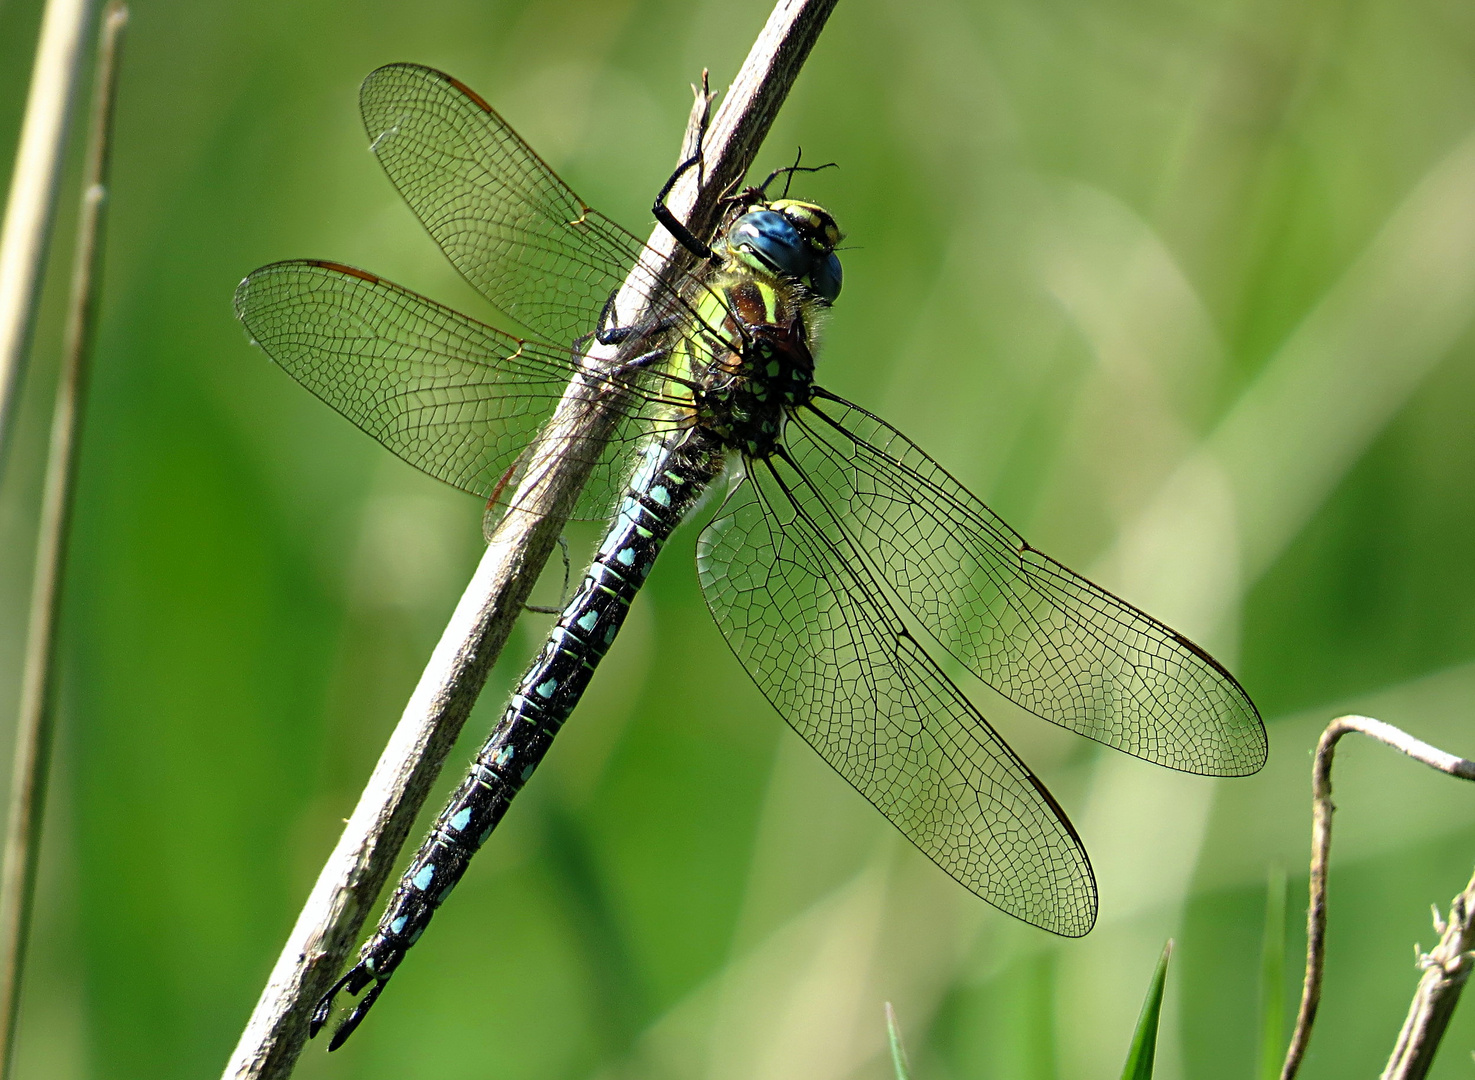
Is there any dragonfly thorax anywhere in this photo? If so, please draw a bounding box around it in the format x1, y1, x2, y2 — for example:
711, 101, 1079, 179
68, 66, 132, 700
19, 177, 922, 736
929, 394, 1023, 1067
687, 199, 842, 458
692, 274, 818, 458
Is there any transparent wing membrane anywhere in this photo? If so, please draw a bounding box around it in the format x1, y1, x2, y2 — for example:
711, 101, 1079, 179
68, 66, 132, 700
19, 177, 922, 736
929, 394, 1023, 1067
360, 63, 717, 351
698, 461, 1097, 936
789, 392, 1266, 776
233, 260, 682, 520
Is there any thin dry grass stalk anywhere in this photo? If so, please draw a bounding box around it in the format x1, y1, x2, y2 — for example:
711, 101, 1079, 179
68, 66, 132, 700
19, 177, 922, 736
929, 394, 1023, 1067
0, 5, 127, 1077
0, 0, 97, 470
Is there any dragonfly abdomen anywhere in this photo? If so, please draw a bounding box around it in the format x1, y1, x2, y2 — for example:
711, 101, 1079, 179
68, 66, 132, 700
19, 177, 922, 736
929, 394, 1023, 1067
314, 431, 723, 1048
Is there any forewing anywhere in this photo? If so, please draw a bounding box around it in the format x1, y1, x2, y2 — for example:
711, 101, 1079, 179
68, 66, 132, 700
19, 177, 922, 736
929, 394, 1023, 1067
697, 456, 1096, 936
234, 260, 674, 518
359, 62, 670, 349
789, 393, 1266, 777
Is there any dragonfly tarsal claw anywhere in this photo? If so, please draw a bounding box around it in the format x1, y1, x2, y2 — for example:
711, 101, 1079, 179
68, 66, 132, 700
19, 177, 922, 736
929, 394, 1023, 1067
593, 287, 682, 348
593, 289, 631, 346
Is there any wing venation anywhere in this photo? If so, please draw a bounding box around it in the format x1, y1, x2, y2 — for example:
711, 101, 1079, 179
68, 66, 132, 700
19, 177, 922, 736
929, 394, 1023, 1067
697, 457, 1097, 936
786, 393, 1265, 776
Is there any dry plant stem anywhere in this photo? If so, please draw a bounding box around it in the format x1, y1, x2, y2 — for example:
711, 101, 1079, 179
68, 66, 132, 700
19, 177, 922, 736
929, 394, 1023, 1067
0, 0, 97, 470
0, 6, 126, 1077
221, 1, 837, 1077
1280, 715, 1475, 1080
0, 6, 126, 1075
1380, 866, 1475, 1080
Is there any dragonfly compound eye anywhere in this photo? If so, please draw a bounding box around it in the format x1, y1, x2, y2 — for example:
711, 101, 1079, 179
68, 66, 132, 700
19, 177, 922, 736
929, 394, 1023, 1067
810, 251, 842, 303
730, 210, 812, 281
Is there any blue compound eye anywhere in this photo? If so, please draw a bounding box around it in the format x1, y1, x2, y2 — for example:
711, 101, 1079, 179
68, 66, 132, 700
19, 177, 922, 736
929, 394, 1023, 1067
731, 210, 809, 279
810, 251, 842, 303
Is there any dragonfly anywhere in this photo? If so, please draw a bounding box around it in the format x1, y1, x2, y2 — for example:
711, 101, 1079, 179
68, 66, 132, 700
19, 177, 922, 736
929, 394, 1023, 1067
234, 62, 1266, 1050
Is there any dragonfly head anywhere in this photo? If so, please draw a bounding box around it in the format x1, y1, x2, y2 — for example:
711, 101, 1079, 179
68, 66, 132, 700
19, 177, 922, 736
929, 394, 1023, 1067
728, 199, 844, 304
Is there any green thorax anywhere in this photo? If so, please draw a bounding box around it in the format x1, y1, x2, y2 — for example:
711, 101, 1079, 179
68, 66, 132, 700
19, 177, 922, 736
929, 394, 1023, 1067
678, 198, 842, 459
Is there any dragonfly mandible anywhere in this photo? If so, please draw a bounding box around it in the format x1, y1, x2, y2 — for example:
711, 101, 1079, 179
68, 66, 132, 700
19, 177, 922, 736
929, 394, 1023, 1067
234, 62, 1266, 1050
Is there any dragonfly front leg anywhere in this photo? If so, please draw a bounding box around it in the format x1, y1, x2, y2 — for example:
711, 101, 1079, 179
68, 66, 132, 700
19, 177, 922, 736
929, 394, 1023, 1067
653, 153, 721, 263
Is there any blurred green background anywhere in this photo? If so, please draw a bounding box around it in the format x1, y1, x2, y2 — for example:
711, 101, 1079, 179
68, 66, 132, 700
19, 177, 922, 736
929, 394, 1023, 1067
4, 0, 1475, 1076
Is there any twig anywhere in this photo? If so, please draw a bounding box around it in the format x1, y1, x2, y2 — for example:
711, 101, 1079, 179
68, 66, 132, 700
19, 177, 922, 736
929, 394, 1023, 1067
0, 0, 97, 471
1281, 715, 1475, 1080
0, 6, 125, 1076
1380, 867, 1475, 1080
220, 2, 837, 1077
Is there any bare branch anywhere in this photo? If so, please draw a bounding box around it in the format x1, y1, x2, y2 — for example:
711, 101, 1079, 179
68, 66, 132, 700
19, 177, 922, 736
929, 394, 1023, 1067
1282, 715, 1475, 1080
221, 2, 837, 1076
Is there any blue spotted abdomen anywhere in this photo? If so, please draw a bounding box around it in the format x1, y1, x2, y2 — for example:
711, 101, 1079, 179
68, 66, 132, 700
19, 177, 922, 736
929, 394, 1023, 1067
318, 430, 724, 1042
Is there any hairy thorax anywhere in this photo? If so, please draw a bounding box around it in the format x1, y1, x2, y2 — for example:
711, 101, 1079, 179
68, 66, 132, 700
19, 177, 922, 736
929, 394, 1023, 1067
689, 270, 820, 459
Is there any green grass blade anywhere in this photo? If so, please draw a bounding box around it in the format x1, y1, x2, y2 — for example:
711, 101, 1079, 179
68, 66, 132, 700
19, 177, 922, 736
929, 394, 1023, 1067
886, 1002, 912, 1080
1120, 940, 1173, 1080
1258, 865, 1288, 1080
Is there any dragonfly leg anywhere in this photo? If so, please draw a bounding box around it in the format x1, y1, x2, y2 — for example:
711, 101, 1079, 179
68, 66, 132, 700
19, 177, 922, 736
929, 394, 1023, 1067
753, 148, 839, 199
610, 345, 670, 379
592, 287, 680, 347
607, 342, 702, 395
653, 154, 721, 264
524, 533, 572, 614
569, 292, 633, 356
595, 290, 633, 345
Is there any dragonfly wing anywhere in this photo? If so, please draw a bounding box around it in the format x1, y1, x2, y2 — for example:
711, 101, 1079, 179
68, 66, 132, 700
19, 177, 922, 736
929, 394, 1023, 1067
234, 260, 676, 517
697, 455, 1096, 936
360, 63, 675, 349
787, 391, 1266, 777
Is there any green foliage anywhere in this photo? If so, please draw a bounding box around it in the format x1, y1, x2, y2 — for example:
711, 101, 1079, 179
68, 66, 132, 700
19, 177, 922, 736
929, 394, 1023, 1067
888, 1002, 913, 1080
5, 0, 1475, 1077
1120, 941, 1172, 1080
1258, 866, 1289, 1080
887, 945, 1168, 1080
